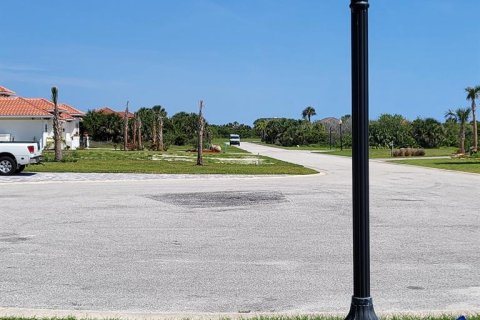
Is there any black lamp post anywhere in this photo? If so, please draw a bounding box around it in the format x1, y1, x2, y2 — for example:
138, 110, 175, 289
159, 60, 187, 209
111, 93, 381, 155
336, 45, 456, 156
345, 1, 378, 320
339, 119, 343, 151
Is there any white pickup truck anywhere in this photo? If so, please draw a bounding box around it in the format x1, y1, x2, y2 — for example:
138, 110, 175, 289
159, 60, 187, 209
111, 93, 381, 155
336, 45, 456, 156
0, 142, 42, 175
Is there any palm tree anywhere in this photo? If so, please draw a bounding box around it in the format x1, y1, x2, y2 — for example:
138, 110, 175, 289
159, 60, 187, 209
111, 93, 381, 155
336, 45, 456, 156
51, 87, 62, 161
302, 106, 316, 122
465, 86, 480, 151
123, 101, 129, 151
255, 120, 268, 141
136, 113, 143, 150
152, 105, 167, 151
197, 100, 204, 166
445, 108, 471, 154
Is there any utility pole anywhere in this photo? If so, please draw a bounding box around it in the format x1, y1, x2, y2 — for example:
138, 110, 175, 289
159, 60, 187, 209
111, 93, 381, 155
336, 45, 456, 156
345, 1, 378, 320
197, 100, 204, 166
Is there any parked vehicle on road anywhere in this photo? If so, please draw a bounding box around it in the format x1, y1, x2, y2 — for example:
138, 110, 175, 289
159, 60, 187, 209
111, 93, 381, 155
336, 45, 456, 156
229, 134, 240, 146
0, 142, 42, 175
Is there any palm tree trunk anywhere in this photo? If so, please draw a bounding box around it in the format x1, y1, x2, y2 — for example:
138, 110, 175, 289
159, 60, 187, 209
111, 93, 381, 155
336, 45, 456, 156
460, 125, 466, 154
123, 102, 129, 151
472, 100, 477, 151
197, 100, 204, 166
51, 87, 62, 161
152, 116, 157, 149
158, 115, 164, 151
53, 114, 62, 161
137, 117, 143, 150
132, 117, 137, 149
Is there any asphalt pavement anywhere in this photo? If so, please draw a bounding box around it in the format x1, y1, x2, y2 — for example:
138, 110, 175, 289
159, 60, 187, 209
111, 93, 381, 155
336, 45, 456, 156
0, 142, 479, 317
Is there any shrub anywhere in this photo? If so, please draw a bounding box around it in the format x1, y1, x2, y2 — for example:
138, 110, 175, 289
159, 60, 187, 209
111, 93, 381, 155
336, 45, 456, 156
173, 134, 187, 146
392, 148, 425, 157
414, 148, 425, 156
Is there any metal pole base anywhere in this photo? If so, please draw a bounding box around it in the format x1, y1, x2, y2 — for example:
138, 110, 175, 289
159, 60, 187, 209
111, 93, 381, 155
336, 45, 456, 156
345, 297, 378, 320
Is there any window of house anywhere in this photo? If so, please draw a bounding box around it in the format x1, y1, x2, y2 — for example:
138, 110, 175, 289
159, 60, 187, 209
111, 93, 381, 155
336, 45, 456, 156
45, 124, 48, 132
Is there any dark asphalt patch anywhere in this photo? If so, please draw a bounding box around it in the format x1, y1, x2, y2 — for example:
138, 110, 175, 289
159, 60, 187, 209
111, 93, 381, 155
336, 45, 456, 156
146, 191, 286, 208
0, 233, 31, 243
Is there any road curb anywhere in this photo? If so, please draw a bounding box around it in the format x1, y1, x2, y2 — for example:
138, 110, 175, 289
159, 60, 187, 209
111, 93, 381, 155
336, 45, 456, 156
0, 307, 479, 320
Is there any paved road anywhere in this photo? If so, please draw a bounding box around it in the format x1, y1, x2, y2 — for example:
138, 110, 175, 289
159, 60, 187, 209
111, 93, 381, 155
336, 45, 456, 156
0, 142, 479, 316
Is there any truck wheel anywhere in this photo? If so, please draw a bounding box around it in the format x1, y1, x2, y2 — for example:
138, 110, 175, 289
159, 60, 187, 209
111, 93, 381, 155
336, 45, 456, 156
0, 156, 16, 176
15, 165, 26, 174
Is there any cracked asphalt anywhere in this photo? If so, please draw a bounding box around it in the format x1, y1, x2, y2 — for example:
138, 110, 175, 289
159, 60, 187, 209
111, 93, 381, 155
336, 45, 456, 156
0, 142, 479, 316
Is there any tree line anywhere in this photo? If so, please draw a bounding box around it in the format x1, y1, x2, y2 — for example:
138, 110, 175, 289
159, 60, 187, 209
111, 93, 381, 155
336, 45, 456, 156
80, 107, 257, 150
81, 84, 479, 153
253, 112, 479, 152
255, 91, 480, 153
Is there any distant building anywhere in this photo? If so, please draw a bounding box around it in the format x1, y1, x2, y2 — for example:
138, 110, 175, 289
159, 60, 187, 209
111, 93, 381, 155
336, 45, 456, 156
0, 85, 84, 150
319, 117, 341, 129
96, 107, 135, 119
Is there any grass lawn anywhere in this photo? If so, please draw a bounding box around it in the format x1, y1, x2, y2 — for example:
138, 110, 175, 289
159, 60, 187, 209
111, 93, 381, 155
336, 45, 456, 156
320, 147, 457, 159
251, 141, 457, 157
393, 157, 480, 174
27, 145, 316, 175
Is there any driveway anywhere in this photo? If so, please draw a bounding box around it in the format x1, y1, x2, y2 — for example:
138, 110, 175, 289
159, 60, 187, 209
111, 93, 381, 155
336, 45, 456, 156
0, 142, 479, 317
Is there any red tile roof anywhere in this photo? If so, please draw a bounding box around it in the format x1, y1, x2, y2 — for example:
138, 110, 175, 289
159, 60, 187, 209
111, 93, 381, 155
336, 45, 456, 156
97, 107, 135, 118
0, 97, 52, 117
60, 103, 84, 116
23, 98, 59, 111
117, 111, 136, 119
0, 86, 16, 96
24, 98, 76, 120
97, 107, 116, 114
0, 85, 84, 119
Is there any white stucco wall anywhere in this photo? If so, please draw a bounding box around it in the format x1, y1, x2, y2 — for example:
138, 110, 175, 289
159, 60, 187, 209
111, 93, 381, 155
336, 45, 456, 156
63, 120, 81, 149
0, 118, 49, 149
0, 118, 82, 150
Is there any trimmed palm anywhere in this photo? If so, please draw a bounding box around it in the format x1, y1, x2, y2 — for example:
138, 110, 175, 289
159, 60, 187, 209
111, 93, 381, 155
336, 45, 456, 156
302, 106, 316, 122
152, 105, 167, 151
465, 86, 480, 151
445, 108, 471, 154
51, 87, 62, 161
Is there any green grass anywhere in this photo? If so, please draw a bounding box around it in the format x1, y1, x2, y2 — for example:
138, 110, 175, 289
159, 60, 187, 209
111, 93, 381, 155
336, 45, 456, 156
0, 314, 478, 320
394, 157, 480, 174
26, 146, 316, 175
320, 147, 457, 159
251, 141, 457, 157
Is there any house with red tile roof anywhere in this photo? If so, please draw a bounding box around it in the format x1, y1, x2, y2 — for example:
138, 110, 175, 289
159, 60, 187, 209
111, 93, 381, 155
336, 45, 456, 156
0, 86, 16, 97
97, 107, 135, 119
0, 85, 84, 150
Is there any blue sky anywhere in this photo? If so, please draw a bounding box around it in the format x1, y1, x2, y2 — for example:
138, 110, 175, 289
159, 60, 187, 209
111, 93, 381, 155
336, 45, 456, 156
1, 0, 479, 125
